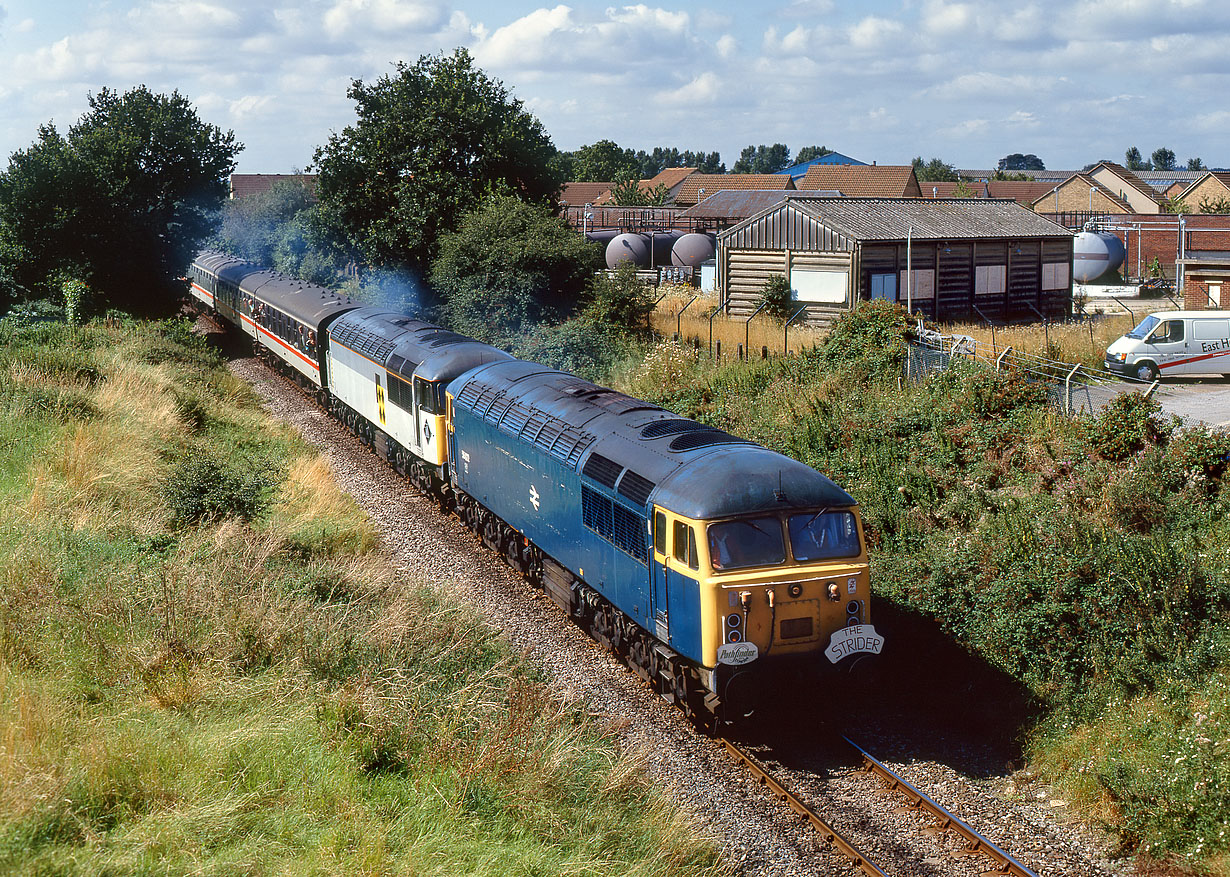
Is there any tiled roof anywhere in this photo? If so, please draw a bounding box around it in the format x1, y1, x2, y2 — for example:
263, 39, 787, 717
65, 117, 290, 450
1091, 161, 1161, 200
985, 181, 1060, 204
230, 173, 317, 199
1180, 171, 1230, 201
920, 181, 988, 198
560, 182, 612, 206
647, 167, 696, 190
720, 198, 1073, 243
796, 164, 921, 197
674, 173, 794, 207
1030, 173, 1133, 212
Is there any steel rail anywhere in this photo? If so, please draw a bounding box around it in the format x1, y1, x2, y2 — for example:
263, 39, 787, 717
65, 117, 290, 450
722, 740, 889, 877
845, 737, 1039, 877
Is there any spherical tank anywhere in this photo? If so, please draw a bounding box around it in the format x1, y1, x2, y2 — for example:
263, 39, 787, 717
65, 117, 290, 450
605, 233, 650, 269
1073, 231, 1126, 283
671, 233, 716, 268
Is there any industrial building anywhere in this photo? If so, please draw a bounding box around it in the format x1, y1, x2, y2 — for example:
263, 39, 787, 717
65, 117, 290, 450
716, 196, 1074, 326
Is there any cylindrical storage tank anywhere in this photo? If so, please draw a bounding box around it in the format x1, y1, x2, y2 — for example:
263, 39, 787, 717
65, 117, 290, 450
1073, 231, 1126, 283
606, 233, 650, 269
650, 231, 683, 266
671, 233, 717, 268
586, 229, 620, 248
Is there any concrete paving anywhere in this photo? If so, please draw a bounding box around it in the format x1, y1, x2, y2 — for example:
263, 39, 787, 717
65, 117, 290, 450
1153, 378, 1230, 429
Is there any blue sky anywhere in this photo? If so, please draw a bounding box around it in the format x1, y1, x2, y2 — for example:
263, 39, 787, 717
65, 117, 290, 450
1, 0, 1226, 175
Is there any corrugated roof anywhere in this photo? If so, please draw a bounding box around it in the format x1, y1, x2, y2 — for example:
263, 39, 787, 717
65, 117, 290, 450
796, 164, 921, 197
681, 189, 795, 219
718, 198, 1073, 246
230, 174, 317, 200
674, 173, 794, 207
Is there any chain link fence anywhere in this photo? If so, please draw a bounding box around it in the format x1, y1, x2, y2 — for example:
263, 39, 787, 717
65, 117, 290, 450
903, 328, 1206, 420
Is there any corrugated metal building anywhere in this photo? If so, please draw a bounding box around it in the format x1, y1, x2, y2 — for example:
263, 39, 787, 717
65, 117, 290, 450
717, 196, 1075, 325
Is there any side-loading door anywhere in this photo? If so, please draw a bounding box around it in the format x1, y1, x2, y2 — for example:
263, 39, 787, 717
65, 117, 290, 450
650, 509, 670, 642
414, 378, 444, 466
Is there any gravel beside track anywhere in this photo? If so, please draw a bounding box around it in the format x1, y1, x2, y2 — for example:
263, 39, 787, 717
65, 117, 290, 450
227, 349, 1132, 877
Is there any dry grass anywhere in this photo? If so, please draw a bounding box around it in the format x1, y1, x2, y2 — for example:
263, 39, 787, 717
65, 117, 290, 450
0, 318, 727, 877
650, 286, 828, 357
941, 316, 1132, 369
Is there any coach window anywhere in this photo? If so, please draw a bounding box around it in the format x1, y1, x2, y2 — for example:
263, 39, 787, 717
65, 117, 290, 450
672, 520, 698, 571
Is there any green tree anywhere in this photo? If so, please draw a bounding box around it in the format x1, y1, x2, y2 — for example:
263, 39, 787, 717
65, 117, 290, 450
217, 179, 349, 288
633, 147, 723, 176
792, 145, 833, 165
759, 274, 795, 323
1150, 147, 1177, 171
1124, 146, 1149, 171
1187, 156, 1206, 171
607, 172, 670, 206
997, 153, 1045, 171
429, 194, 600, 345
0, 87, 239, 313
911, 156, 958, 182
313, 49, 561, 278
570, 139, 640, 182
732, 143, 791, 174
1197, 195, 1230, 214
991, 170, 1031, 181
582, 260, 655, 333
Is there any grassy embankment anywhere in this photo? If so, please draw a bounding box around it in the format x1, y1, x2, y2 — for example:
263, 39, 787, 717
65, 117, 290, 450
616, 302, 1230, 876
0, 317, 725, 876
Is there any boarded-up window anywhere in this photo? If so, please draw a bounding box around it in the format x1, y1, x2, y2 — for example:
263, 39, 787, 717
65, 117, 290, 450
898, 269, 936, 300
975, 265, 1006, 295
790, 268, 848, 304
1042, 262, 1070, 290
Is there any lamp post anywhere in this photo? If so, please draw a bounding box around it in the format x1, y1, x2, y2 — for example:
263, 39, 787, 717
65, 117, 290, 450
1052, 186, 1059, 212
583, 203, 591, 237
1089, 186, 1096, 212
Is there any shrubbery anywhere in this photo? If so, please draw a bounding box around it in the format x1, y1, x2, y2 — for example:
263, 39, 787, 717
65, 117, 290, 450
627, 304, 1230, 866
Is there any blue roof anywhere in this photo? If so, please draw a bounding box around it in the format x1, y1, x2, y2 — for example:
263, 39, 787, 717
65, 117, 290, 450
779, 152, 867, 181
449, 360, 855, 518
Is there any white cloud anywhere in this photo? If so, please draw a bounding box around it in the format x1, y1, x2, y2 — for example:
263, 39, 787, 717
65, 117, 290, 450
925, 72, 1056, 100
322, 0, 447, 36
229, 94, 274, 118
715, 34, 736, 59
848, 16, 903, 52
654, 71, 720, 106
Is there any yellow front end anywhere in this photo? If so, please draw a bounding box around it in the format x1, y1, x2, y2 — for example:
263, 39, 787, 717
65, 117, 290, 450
654, 507, 874, 670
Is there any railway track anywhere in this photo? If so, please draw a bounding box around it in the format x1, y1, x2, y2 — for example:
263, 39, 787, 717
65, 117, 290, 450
208, 310, 1107, 877
723, 737, 1040, 877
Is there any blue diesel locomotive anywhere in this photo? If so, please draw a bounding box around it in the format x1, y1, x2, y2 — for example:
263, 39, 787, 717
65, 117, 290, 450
188, 251, 884, 723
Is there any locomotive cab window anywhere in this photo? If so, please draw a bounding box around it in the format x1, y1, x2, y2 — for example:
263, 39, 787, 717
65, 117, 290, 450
788, 511, 861, 561
708, 516, 786, 571
653, 511, 667, 555
415, 379, 444, 415
672, 521, 698, 570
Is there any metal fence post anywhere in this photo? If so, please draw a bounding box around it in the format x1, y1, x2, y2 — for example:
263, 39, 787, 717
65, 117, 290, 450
995, 346, 1013, 372
1064, 363, 1081, 416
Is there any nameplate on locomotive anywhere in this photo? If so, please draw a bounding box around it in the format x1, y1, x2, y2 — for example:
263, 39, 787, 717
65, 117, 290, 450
717, 642, 759, 666
825, 625, 884, 664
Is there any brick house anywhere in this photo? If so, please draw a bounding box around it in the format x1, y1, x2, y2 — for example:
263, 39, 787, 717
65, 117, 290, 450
1177, 172, 1230, 213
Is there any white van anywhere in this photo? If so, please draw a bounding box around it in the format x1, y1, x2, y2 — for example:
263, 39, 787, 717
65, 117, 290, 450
1105, 310, 1230, 381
